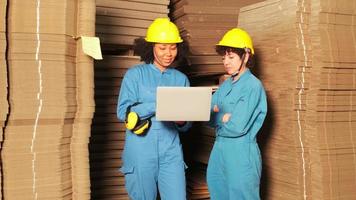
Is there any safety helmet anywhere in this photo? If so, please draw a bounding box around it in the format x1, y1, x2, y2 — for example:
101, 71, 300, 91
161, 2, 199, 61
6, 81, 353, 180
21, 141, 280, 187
125, 103, 152, 135
145, 18, 183, 43
217, 28, 254, 54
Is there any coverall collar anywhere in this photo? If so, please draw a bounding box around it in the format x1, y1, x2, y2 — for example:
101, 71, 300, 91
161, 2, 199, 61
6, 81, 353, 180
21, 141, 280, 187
149, 63, 173, 74
231, 68, 251, 84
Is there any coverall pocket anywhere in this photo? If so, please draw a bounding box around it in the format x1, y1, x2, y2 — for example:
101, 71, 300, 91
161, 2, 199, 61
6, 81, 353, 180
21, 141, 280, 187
119, 166, 141, 199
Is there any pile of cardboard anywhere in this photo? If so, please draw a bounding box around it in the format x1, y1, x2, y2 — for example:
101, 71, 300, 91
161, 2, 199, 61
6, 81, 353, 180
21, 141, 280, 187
91, 1, 169, 199
238, 0, 356, 199
0, 0, 7, 129
170, 0, 263, 77
91, 55, 141, 200
0, 0, 95, 199
96, 0, 169, 51
0, 1, 7, 199
71, 1, 96, 199
186, 164, 210, 200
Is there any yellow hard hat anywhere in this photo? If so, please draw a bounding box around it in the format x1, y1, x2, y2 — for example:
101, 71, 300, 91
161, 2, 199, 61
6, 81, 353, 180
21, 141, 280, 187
145, 18, 183, 43
217, 28, 254, 54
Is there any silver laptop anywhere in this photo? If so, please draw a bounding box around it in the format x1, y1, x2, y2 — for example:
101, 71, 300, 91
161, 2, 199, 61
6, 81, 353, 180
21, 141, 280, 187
156, 87, 212, 121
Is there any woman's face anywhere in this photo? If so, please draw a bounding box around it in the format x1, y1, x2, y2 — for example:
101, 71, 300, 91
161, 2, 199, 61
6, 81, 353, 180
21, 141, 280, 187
222, 51, 243, 75
153, 43, 178, 71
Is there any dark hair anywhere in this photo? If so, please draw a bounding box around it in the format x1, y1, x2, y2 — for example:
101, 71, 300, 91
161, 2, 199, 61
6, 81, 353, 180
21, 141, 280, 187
133, 37, 189, 67
215, 46, 255, 68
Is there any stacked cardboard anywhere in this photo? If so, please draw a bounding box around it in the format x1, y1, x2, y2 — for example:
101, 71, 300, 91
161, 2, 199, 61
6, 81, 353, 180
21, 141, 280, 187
238, 0, 356, 199
0, 0, 7, 134
0, 0, 7, 133
91, 56, 141, 200
96, 0, 169, 51
186, 164, 210, 200
71, 1, 96, 199
92, 1, 169, 199
3, 1, 76, 198
0, 0, 7, 199
170, 0, 263, 77
1, 0, 95, 199
181, 122, 215, 178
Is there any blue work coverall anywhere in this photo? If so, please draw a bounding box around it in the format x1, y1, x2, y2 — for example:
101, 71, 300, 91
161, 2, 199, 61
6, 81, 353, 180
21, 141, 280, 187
117, 63, 191, 200
207, 69, 267, 200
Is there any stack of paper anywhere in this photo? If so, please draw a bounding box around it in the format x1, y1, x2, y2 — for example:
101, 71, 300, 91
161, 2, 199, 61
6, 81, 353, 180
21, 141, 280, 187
238, 0, 356, 199
0, 1, 7, 198
1, 0, 95, 199
90, 55, 141, 200
170, 0, 263, 77
71, 1, 96, 199
186, 164, 210, 200
183, 123, 214, 165
96, 0, 169, 50
0, 0, 7, 136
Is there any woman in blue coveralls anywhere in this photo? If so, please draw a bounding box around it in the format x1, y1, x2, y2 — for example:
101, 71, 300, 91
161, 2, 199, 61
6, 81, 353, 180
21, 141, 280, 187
117, 18, 191, 200
207, 28, 267, 200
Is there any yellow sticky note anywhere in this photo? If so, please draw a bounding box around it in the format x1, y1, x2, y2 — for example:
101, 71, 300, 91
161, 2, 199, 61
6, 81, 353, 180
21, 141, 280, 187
81, 36, 103, 60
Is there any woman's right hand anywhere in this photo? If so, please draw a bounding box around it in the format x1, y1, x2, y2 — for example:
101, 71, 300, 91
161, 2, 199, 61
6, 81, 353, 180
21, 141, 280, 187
213, 105, 219, 112
222, 113, 231, 123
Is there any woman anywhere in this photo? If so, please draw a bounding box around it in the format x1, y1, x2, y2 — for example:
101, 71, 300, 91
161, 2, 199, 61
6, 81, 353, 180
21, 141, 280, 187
207, 28, 267, 200
117, 18, 191, 200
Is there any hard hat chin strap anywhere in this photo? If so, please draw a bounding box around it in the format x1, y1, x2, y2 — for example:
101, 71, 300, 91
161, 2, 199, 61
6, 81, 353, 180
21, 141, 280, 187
231, 51, 247, 79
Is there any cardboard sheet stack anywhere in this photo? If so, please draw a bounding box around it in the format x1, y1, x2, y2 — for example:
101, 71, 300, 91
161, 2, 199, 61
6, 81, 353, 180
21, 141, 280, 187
0, 0, 7, 199
170, 0, 263, 77
185, 164, 210, 200
180, 123, 212, 200
238, 0, 356, 199
96, 0, 169, 50
0, 0, 7, 134
91, 1, 168, 199
72, 1, 96, 199
1, 0, 95, 199
91, 56, 141, 200
189, 124, 215, 165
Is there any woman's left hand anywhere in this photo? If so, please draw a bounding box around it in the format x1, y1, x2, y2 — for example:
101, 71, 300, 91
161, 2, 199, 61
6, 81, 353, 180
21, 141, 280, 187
222, 113, 231, 123
213, 105, 219, 112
